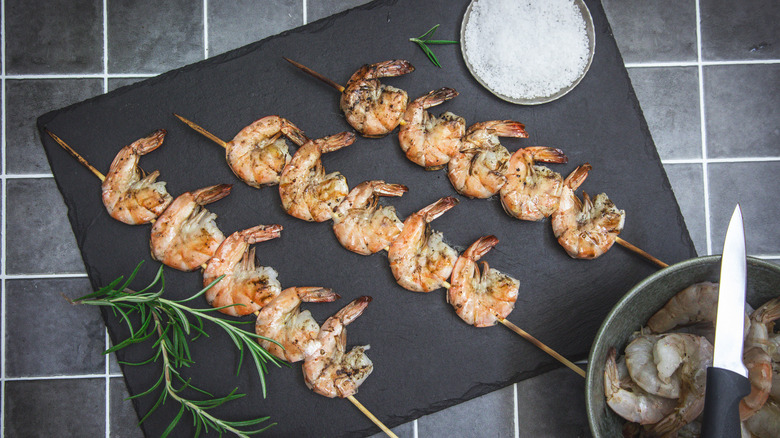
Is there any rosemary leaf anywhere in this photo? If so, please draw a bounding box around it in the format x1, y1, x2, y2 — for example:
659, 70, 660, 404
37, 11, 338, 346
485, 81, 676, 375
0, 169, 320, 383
409, 24, 458, 68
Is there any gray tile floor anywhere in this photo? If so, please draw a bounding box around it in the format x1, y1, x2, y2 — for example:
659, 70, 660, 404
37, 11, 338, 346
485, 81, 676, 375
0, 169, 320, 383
1, 0, 778, 437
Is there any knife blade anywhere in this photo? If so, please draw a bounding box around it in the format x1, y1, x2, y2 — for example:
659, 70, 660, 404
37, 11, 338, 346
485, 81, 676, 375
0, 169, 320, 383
701, 204, 751, 438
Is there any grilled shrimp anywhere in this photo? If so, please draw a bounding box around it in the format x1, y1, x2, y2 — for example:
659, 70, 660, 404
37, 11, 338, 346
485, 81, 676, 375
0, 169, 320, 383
740, 297, 780, 420
340, 60, 415, 138
499, 146, 568, 221
150, 184, 231, 271
447, 235, 519, 327
101, 129, 172, 225
255, 287, 340, 363
447, 120, 528, 198
202, 224, 283, 316
302, 296, 373, 398
226, 116, 307, 187
398, 88, 465, 170
332, 180, 408, 255
387, 196, 459, 292
604, 347, 677, 425
278, 132, 355, 222
551, 164, 626, 259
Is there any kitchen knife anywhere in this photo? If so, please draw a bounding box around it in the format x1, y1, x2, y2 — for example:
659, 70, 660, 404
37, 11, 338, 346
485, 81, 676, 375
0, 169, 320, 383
701, 204, 751, 438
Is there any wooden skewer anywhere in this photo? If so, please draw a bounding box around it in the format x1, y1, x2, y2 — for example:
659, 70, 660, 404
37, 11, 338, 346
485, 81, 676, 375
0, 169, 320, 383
615, 237, 668, 268
173, 113, 228, 149
46, 129, 106, 181
347, 395, 398, 438
283, 57, 346, 93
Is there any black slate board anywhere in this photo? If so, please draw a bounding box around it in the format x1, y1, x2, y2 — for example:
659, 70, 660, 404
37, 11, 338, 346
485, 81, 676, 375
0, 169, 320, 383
37, 0, 697, 436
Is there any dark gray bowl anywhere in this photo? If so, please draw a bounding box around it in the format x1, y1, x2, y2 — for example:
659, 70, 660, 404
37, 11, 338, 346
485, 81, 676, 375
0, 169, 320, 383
586, 256, 780, 436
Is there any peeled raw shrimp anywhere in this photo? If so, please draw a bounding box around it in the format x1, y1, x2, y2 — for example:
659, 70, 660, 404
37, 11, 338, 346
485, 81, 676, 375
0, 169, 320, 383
225, 116, 307, 187
150, 184, 231, 271
499, 146, 568, 221
624, 334, 682, 398
744, 398, 780, 438
101, 129, 172, 225
604, 347, 677, 425
447, 235, 520, 327
646, 282, 720, 333
340, 60, 415, 138
551, 164, 626, 259
255, 287, 340, 363
387, 196, 459, 292
740, 297, 780, 420
302, 296, 373, 398
278, 132, 355, 222
447, 120, 528, 199
202, 224, 283, 317
398, 88, 465, 170
332, 180, 408, 255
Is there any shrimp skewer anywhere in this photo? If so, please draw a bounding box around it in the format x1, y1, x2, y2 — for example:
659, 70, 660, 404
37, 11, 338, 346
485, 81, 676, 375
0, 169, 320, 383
387, 196, 459, 292
398, 88, 465, 170
332, 180, 408, 255
499, 146, 568, 221
150, 184, 232, 271
203, 224, 283, 316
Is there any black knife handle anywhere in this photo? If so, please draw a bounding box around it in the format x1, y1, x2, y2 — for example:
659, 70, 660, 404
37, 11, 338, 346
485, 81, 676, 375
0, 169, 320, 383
701, 367, 751, 438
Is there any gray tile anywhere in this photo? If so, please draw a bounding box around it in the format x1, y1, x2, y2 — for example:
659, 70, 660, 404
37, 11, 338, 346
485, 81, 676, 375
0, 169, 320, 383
628, 67, 702, 160
307, 0, 373, 23
208, 0, 302, 56
6, 79, 104, 174
417, 384, 515, 438
107, 0, 203, 73
5, 0, 103, 74
516, 368, 591, 437
601, 0, 697, 64
368, 421, 415, 438
110, 378, 144, 438
5, 379, 105, 437
708, 162, 780, 255
700, 0, 780, 61
108, 77, 148, 92
703, 64, 780, 158
6, 179, 85, 274
663, 164, 707, 256
5, 278, 105, 376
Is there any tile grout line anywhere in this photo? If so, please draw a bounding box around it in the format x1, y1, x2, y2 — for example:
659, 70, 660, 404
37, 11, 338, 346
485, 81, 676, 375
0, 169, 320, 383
2, 0, 7, 434
695, 0, 713, 256
513, 383, 519, 438
662, 157, 780, 165
626, 58, 780, 68
203, 0, 209, 59
102, 1, 111, 436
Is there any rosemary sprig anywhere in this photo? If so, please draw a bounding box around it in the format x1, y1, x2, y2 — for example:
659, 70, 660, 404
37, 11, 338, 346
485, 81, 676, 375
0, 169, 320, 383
73, 262, 285, 437
409, 24, 458, 68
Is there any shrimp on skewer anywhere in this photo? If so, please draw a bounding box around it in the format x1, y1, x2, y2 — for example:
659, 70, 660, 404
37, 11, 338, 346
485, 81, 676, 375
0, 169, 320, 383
101, 129, 173, 225
387, 196, 459, 292
203, 224, 283, 316
499, 146, 568, 221
448, 235, 519, 327
447, 120, 528, 199
255, 287, 340, 363
332, 180, 408, 255
551, 163, 626, 259
340, 60, 415, 138
303, 296, 373, 398
398, 88, 465, 170
225, 116, 308, 187
279, 132, 355, 222
150, 184, 231, 271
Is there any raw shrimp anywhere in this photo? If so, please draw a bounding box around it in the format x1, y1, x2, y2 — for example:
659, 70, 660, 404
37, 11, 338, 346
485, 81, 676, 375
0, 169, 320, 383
551, 164, 626, 259
499, 146, 568, 221
397, 88, 465, 170
646, 282, 719, 333
278, 132, 355, 222
332, 180, 407, 255
340, 60, 415, 138
255, 287, 340, 363
225, 116, 307, 187
447, 120, 528, 199
202, 224, 283, 317
302, 296, 373, 398
624, 334, 682, 398
740, 297, 780, 420
447, 235, 520, 327
387, 196, 459, 292
744, 398, 780, 438
101, 129, 172, 225
150, 184, 231, 271
604, 347, 677, 425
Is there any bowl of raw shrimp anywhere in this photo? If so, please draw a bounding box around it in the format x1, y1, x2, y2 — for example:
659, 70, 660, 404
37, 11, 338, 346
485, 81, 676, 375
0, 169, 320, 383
585, 255, 780, 437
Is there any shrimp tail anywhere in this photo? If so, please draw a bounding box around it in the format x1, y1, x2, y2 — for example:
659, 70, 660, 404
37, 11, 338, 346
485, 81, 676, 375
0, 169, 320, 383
138, 169, 162, 184
374, 183, 408, 198
526, 146, 568, 164
466, 235, 499, 261
369, 59, 415, 79
420, 87, 459, 109
334, 296, 372, 326
281, 121, 308, 146
316, 132, 356, 154
297, 287, 340, 303
132, 129, 167, 154
488, 120, 529, 139
192, 184, 232, 205
420, 196, 459, 223
242, 224, 283, 244
564, 163, 592, 190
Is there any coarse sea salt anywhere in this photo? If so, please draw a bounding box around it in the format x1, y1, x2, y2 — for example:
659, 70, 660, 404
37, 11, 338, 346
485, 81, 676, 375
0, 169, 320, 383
463, 0, 590, 100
